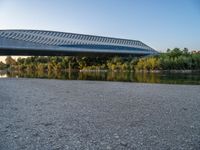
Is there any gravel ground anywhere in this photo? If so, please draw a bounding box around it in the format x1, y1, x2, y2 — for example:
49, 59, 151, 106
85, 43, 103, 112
0, 78, 200, 150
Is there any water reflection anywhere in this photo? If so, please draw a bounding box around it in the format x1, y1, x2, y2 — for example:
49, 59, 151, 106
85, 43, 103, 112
0, 71, 200, 85
0, 74, 7, 78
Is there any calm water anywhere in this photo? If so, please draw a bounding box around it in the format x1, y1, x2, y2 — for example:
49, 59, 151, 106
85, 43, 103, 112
0, 71, 200, 85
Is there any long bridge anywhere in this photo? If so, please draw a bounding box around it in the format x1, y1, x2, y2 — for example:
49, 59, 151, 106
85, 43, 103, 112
0, 30, 158, 56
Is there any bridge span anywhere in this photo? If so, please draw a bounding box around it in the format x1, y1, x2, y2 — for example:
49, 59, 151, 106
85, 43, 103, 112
0, 30, 158, 56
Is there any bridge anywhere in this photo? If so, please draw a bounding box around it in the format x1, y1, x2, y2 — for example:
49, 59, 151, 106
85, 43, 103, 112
0, 30, 158, 56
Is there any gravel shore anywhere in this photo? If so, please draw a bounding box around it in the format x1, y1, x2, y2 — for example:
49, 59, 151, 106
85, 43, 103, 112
0, 78, 200, 150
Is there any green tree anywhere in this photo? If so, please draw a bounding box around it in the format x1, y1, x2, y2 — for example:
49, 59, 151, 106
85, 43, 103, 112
0, 61, 6, 70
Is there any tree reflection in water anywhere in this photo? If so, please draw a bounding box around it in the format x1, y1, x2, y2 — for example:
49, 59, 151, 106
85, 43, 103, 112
1, 70, 200, 85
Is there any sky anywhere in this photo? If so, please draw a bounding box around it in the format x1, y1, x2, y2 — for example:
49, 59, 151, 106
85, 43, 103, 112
0, 0, 200, 61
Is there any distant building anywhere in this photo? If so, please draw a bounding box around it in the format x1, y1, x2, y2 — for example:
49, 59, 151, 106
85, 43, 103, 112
0, 30, 158, 56
191, 50, 200, 54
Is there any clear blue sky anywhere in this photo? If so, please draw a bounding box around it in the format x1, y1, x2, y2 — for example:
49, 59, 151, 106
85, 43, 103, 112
0, 0, 200, 51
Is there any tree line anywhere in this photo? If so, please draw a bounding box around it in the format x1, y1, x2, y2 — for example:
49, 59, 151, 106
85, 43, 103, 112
135, 48, 200, 71
0, 48, 200, 72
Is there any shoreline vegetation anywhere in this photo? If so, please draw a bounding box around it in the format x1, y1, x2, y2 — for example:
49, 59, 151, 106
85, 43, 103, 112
0, 48, 200, 73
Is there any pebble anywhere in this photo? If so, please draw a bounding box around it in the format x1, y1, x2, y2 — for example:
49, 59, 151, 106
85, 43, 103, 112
120, 141, 128, 147
106, 145, 112, 149
14, 134, 19, 138
114, 133, 119, 139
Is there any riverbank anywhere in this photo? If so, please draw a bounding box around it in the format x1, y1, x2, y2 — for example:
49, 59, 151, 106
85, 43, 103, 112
2, 68, 200, 73
0, 78, 200, 149
80, 69, 200, 73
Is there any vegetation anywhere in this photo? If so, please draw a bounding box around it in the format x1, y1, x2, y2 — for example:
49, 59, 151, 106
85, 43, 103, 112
1, 56, 138, 72
0, 48, 200, 72
0, 61, 7, 70
135, 48, 200, 71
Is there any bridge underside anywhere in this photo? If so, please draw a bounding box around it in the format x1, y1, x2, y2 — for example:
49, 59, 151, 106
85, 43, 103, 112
0, 48, 150, 57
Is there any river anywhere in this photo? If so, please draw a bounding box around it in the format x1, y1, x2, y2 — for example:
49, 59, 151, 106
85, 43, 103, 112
0, 71, 200, 85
